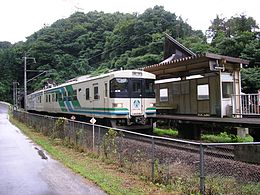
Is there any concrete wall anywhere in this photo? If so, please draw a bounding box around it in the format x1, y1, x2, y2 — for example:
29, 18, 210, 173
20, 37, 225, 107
234, 145, 260, 165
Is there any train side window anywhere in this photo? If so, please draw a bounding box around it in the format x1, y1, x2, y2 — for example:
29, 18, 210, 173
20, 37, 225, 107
197, 84, 209, 100
67, 91, 72, 101
94, 86, 99, 100
86, 88, 90, 100
73, 90, 77, 100
63, 92, 67, 101
160, 88, 168, 102
105, 83, 108, 97
57, 92, 62, 101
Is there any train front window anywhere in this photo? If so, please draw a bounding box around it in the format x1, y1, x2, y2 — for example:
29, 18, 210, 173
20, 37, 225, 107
131, 79, 142, 98
130, 79, 155, 98
132, 80, 142, 93
110, 78, 129, 98
110, 78, 155, 98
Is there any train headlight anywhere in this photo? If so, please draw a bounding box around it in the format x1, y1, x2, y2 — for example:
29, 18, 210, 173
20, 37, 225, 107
113, 103, 123, 108
149, 103, 156, 107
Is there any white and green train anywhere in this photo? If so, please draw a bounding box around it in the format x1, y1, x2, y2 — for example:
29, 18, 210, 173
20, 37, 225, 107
27, 70, 156, 128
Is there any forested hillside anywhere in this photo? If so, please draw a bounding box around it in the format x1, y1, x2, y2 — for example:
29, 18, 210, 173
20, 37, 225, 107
0, 6, 259, 102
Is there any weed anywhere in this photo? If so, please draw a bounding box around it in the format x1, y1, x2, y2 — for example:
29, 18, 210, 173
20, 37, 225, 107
153, 128, 178, 137
102, 128, 118, 160
202, 131, 253, 143
51, 117, 67, 140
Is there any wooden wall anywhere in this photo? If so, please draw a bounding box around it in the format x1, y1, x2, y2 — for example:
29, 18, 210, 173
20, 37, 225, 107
156, 75, 221, 116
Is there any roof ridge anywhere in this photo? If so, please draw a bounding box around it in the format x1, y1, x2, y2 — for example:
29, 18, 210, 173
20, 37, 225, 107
164, 33, 196, 56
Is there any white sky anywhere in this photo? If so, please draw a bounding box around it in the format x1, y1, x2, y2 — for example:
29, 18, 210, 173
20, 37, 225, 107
1, 0, 260, 43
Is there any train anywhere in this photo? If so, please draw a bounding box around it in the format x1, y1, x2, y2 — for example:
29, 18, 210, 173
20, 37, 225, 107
27, 70, 156, 129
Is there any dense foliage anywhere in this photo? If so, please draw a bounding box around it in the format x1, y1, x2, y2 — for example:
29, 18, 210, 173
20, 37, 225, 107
0, 6, 259, 102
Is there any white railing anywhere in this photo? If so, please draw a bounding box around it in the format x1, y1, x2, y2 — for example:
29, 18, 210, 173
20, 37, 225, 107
232, 93, 260, 116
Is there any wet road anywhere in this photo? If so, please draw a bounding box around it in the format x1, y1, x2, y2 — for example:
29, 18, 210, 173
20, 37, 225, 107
0, 102, 106, 195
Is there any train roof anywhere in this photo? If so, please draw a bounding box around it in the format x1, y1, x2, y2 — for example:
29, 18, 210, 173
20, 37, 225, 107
28, 69, 155, 96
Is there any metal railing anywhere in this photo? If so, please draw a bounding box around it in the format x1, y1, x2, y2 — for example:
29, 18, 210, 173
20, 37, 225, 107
12, 110, 260, 195
232, 93, 260, 117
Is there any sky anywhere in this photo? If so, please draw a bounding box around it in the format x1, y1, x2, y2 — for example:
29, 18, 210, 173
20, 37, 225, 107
1, 0, 260, 43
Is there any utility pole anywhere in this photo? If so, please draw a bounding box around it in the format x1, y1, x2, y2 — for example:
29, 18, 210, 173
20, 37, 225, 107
24, 55, 27, 111
22, 54, 36, 111
13, 82, 19, 109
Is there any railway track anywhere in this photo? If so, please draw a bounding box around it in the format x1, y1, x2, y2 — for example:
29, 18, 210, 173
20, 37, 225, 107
121, 132, 235, 160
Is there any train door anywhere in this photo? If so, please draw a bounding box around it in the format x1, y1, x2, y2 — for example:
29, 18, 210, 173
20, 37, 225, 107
104, 82, 109, 114
92, 83, 99, 117
130, 79, 143, 116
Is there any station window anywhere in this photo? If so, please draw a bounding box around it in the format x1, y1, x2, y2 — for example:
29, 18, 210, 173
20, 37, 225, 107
222, 82, 233, 98
49, 94, 51, 102
160, 88, 168, 102
86, 88, 90, 100
94, 86, 99, 99
46, 95, 48, 102
197, 84, 209, 100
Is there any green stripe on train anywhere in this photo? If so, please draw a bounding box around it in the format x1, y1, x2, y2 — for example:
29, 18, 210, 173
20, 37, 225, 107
146, 107, 156, 110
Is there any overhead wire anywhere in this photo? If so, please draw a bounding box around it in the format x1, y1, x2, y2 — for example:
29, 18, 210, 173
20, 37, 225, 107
84, 31, 160, 63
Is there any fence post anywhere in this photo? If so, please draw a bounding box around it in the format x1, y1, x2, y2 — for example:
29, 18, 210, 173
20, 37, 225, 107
73, 121, 76, 144
98, 126, 101, 155
92, 123, 95, 151
151, 136, 155, 182
200, 144, 205, 195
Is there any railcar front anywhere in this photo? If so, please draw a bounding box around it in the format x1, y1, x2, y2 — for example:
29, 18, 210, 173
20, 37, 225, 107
108, 70, 156, 128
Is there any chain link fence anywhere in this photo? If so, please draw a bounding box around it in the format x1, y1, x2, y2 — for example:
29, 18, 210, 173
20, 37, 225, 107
12, 110, 260, 194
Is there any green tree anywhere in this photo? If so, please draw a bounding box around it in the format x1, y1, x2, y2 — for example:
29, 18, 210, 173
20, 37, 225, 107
241, 68, 260, 93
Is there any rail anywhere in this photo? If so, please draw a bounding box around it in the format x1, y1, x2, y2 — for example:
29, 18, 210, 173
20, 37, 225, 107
232, 93, 260, 117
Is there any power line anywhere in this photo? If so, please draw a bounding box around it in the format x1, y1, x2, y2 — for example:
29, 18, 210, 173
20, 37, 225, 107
84, 32, 158, 63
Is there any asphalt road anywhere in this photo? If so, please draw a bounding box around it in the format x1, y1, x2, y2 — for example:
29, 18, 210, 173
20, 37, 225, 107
0, 102, 106, 195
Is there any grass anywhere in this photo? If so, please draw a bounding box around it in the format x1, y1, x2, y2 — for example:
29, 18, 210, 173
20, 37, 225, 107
201, 132, 254, 143
154, 127, 253, 143
10, 116, 171, 195
153, 128, 178, 137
